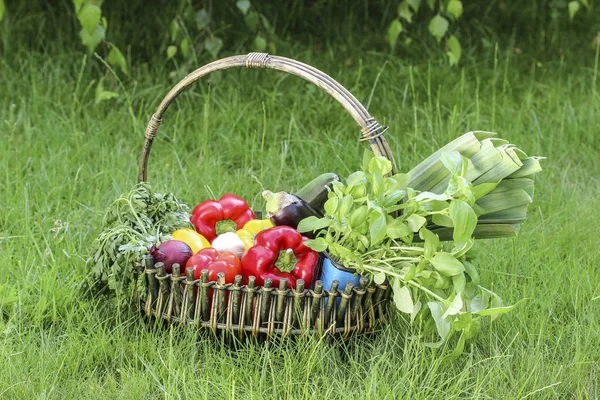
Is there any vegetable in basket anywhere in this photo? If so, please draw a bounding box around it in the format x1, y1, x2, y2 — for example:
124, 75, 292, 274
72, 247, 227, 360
212, 232, 246, 259
298, 138, 543, 350
186, 248, 242, 283
87, 183, 191, 303
191, 194, 255, 242
171, 228, 210, 254
149, 239, 193, 274
262, 190, 322, 236
235, 218, 274, 250
295, 172, 341, 213
241, 226, 319, 289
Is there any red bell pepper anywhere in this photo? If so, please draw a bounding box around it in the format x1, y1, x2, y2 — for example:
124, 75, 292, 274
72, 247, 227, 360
241, 226, 319, 289
185, 248, 242, 283
190, 194, 255, 242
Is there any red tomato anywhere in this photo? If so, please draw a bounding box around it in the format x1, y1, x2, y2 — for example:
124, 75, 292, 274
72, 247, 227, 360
185, 248, 242, 283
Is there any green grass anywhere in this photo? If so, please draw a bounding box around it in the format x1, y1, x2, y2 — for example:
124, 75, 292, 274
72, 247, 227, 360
1, 40, 599, 398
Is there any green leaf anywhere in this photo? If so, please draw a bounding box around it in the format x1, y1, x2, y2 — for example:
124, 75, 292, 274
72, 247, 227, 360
170, 19, 180, 42
426, 0, 435, 10
447, 35, 462, 66
419, 228, 439, 260
368, 156, 393, 176
245, 11, 259, 31
79, 25, 105, 53
432, 213, 453, 227
166, 45, 177, 60
253, 34, 267, 52
78, 4, 102, 35
349, 205, 369, 227
568, 1, 580, 20
469, 292, 489, 313
447, 0, 463, 19
428, 301, 451, 341
204, 36, 223, 58
449, 199, 477, 245
392, 280, 414, 314
430, 252, 465, 276
397, 2, 413, 22
452, 273, 466, 293
107, 45, 128, 76
407, 0, 421, 12
195, 9, 210, 30
95, 78, 119, 104
338, 195, 354, 217
324, 196, 339, 216
72, 0, 85, 12
362, 149, 375, 171
386, 219, 412, 239
406, 214, 426, 232
369, 209, 387, 246
303, 237, 328, 252
428, 15, 449, 43
297, 216, 331, 233
441, 151, 462, 174
387, 173, 410, 191
580, 0, 589, 8
236, 0, 251, 15
463, 260, 480, 286
261, 14, 274, 34
475, 298, 526, 317
442, 292, 463, 318
180, 38, 190, 58
371, 172, 385, 199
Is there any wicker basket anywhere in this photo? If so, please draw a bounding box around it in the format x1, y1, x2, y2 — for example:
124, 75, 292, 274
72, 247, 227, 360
136, 53, 398, 341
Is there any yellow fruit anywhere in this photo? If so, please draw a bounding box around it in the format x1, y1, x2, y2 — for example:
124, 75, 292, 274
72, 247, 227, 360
171, 228, 210, 254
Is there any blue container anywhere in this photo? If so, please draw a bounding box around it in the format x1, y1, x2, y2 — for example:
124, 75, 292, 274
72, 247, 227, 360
320, 254, 361, 304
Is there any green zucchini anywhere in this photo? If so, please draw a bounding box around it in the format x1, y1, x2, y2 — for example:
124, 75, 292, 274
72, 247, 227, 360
295, 172, 340, 213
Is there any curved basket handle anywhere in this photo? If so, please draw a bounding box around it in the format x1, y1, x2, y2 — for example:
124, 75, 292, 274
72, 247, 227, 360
138, 53, 396, 182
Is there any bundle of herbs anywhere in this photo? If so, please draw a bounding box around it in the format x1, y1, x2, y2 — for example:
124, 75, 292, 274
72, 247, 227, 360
298, 132, 542, 350
87, 183, 191, 305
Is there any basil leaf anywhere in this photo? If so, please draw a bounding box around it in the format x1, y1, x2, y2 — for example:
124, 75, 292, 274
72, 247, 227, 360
427, 301, 451, 341
386, 219, 412, 239
449, 199, 477, 245
349, 205, 368, 227
303, 238, 328, 252
430, 252, 465, 276
371, 172, 385, 199
368, 209, 387, 246
441, 151, 462, 174
392, 279, 414, 314
323, 196, 339, 216
297, 216, 331, 233
368, 156, 393, 176
419, 228, 439, 260
406, 213, 427, 232
338, 195, 353, 217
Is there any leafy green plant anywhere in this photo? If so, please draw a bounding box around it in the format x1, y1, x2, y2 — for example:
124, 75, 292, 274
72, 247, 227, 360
387, 0, 464, 66
87, 183, 191, 305
299, 151, 528, 351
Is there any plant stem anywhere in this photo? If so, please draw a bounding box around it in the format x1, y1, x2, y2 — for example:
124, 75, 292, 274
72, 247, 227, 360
352, 262, 446, 302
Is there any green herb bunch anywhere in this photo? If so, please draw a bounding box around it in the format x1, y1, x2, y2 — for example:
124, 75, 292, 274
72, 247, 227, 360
299, 150, 532, 352
88, 182, 191, 305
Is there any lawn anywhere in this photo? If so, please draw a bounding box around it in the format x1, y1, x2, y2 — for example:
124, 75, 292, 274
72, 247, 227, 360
1, 30, 599, 399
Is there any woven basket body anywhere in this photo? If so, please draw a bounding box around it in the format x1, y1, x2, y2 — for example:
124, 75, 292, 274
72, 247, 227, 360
136, 53, 396, 340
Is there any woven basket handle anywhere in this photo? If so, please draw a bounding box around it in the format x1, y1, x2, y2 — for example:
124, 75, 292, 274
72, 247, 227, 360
138, 52, 397, 182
